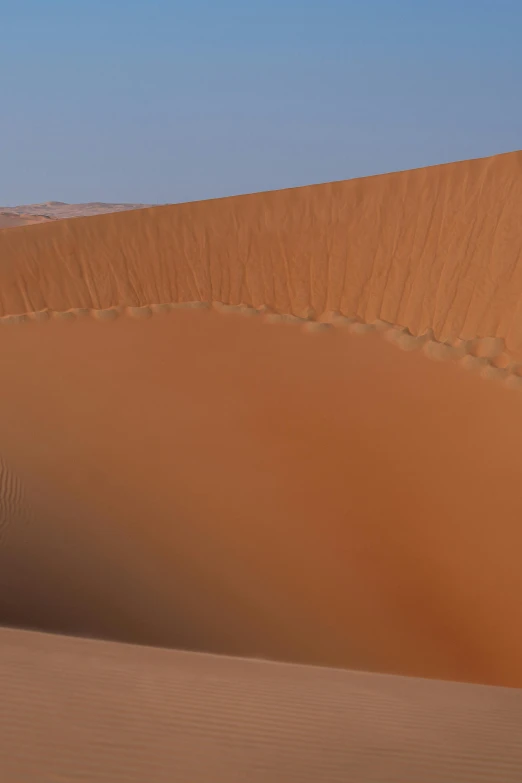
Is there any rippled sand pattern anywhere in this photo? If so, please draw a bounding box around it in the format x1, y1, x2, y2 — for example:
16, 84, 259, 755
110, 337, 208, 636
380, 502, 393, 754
1, 627, 522, 783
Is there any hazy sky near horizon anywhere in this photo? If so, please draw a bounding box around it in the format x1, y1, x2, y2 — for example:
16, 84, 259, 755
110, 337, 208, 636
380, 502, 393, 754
1, 0, 521, 205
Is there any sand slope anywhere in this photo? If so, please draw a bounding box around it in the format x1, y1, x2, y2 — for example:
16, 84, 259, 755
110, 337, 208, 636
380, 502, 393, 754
2, 309, 522, 686
1, 152, 522, 783
1, 150, 521, 358
1, 626, 521, 783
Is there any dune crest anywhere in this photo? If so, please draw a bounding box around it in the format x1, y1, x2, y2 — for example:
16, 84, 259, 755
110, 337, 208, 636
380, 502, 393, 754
1, 150, 522, 356
2, 300, 522, 389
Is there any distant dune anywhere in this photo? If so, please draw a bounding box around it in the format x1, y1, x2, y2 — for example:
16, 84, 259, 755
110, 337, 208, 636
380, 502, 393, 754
1, 150, 522, 779
0, 211, 53, 229
0, 200, 153, 225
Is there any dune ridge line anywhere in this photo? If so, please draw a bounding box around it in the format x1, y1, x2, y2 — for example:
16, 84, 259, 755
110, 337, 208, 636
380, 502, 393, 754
1, 300, 521, 388
1, 150, 522, 354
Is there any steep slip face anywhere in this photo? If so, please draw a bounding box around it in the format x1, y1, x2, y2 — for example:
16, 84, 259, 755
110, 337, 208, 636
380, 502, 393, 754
2, 627, 522, 783
0, 150, 522, 357
2, 310, 522, 688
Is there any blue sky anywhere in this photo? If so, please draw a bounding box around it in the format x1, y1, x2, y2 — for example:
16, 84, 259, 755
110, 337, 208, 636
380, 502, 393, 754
1, 0, 520, 205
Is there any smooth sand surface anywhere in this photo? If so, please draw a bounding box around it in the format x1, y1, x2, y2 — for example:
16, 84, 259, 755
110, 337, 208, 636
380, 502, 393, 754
2, 309, 522, 687
1, 626, 522, 783
2, 151, 522, 777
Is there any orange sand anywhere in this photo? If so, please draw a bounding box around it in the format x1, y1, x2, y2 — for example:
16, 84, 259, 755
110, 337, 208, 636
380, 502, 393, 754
1, 150, 522, 778
2, 305, 522, 687
1, 150, 522, 358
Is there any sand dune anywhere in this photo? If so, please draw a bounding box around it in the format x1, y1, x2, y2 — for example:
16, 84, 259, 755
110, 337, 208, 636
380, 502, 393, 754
0, 201, 153, 226
0, 212, 53, 229
2, 151, 522, 777
1, 626, 521, 783
1, 150, 522, 358
2, 307, 522, 686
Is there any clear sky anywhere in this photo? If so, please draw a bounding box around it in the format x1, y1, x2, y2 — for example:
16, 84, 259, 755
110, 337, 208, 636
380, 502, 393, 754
1, 0, 520, 205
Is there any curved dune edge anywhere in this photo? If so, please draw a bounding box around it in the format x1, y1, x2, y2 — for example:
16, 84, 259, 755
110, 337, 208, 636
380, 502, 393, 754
1, 626, 521, 783
2, 151, 522, 354
2, 300, 522, 388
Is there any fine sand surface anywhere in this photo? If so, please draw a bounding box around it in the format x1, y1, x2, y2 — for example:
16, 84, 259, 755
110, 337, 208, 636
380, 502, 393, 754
1, 150, 522, 777
2, 309, 522, 687
1, 150, 522, 360
1, 626, 522, 783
